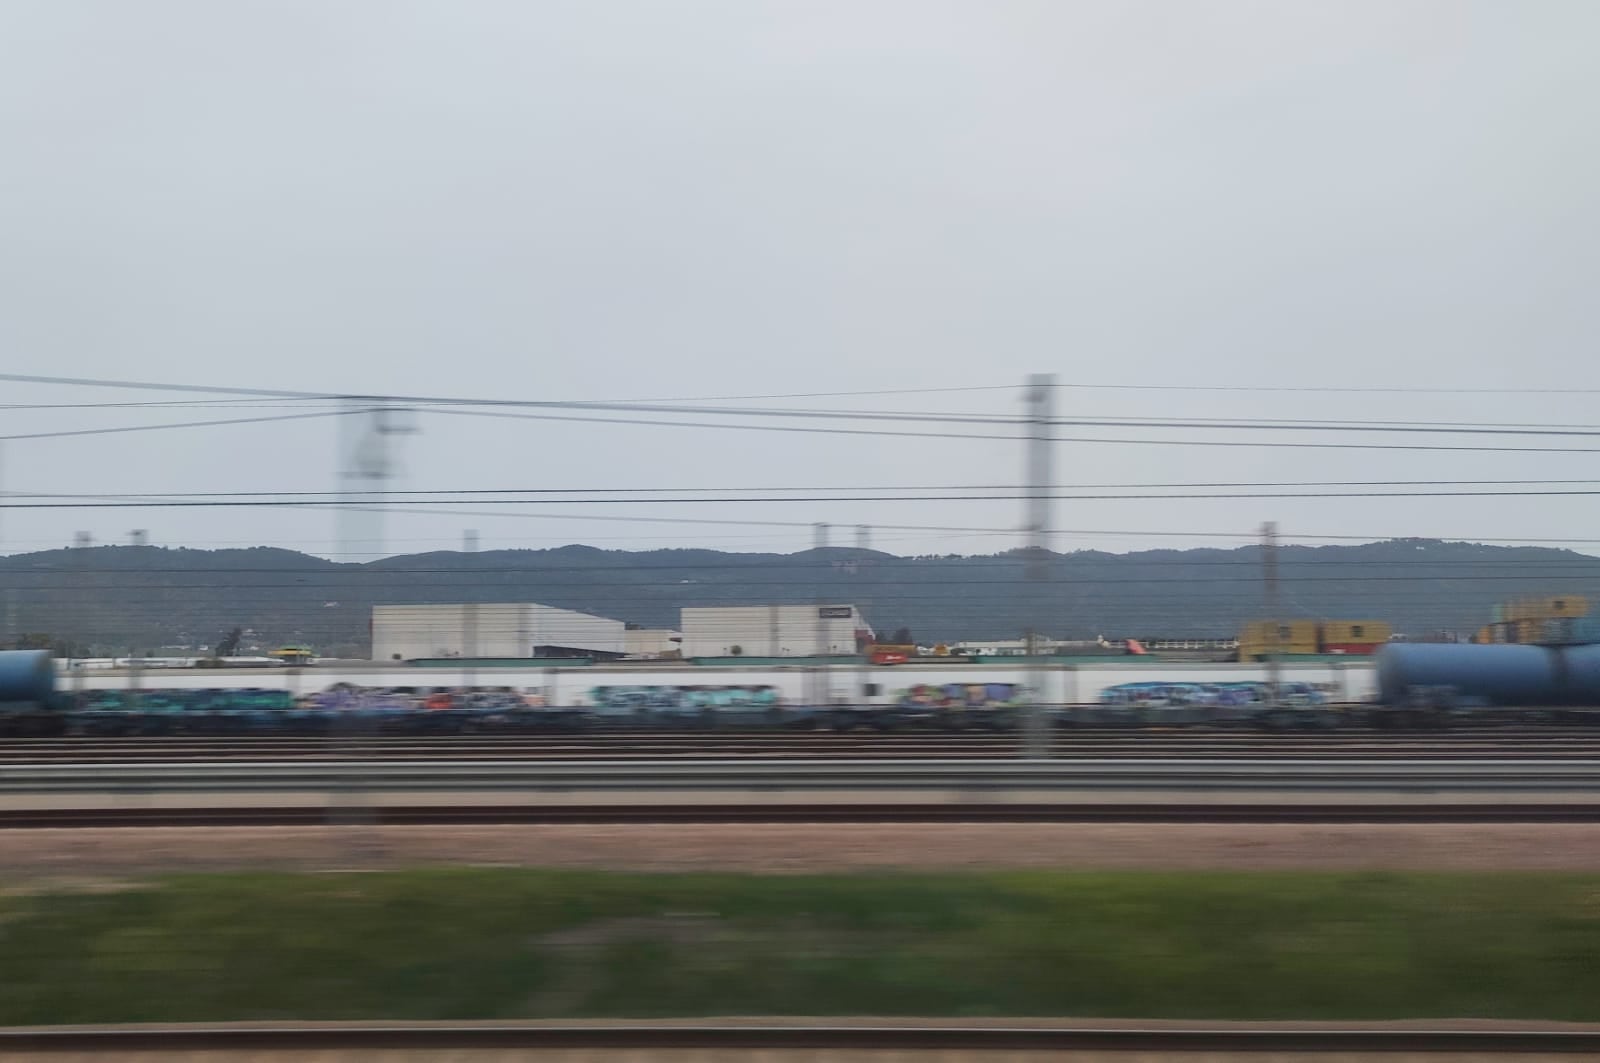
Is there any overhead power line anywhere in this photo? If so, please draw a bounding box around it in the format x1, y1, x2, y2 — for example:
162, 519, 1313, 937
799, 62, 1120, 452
1055, 382, 1600, 395
12, 370, 1600, 442
0, 372, 1033, 416
624, 384, 1027, 402
13, 368, 1600, 401
0, 398, 338, 411
431, 406, 1600, 454
16, 395, 1600, 438
0, 410, 350, 443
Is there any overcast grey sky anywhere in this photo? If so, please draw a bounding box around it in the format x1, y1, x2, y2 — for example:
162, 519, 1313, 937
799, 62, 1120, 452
2, 0, 1597, 559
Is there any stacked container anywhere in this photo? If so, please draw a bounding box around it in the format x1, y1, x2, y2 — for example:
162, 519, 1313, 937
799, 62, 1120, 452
1237, 619, 1389, 661
1471, 596, 1595, 646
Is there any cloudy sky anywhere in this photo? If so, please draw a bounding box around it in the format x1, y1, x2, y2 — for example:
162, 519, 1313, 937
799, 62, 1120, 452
1, 0, 1597, 560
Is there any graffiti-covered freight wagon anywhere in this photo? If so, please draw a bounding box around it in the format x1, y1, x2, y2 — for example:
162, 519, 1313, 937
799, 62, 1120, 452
585, 684, 803, 727
1090, 680, 1336, 727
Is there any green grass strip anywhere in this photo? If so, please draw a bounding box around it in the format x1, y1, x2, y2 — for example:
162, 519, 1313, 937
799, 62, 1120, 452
2, 869, 1598, 1024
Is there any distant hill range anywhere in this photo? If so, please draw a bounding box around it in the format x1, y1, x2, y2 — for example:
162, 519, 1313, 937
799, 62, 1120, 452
0, 538, 1596, 657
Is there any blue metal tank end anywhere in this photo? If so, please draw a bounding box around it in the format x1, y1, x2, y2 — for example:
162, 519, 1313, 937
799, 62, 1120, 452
0, 649, 56, 704
1376, 641, 1600, 707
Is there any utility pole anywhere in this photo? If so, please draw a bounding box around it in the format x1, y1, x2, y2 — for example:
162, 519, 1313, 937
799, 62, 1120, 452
1023, 374, 1055, 757
855, 524, 872, 712
127, 643, 141, 714
330, 402, 417, 844
463, 528, 479, 694
72, 532, 92, 663
813, 522, 830, 712
0, 445, 11, 651
336, 400, 418, 564
1262, 521, 1282, 708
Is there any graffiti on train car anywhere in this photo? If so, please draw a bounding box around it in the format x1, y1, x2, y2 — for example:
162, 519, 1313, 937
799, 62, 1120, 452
307, 687, 423, 712
588, 684, 781, 712
73, 686, 547, 715
306, 686, 536, 712
895, 682, 1026, 710
1097, 681, 1332, 708
77, 688, 297, 713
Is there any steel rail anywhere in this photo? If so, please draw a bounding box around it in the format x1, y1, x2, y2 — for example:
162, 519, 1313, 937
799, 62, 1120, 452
5, 801, 1600, 828
14, 752, 1600, 764
6, 735, 1600, 742
2, 1023, 1599, 1053
6, 757, 1600, 793
11, 726, 1600, 744
19, 724, 1599, 735
15, 746, 1600, 765
13, 731, 1600, 754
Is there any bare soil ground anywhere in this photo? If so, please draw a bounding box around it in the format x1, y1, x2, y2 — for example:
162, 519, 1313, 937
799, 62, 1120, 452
2, 1018, 1595, 1063
6, 821, 1600, 882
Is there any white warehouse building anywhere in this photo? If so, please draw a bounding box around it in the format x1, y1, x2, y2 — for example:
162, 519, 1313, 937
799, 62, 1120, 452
680, 604, 870, 659
371, 603, 630, 661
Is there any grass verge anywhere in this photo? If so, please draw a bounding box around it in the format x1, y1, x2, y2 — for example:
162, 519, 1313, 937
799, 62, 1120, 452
2, 869, 1598, 1024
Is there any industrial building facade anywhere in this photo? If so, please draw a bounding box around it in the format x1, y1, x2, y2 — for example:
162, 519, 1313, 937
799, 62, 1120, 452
372, 603, 631, 661
679, 604, 870, 659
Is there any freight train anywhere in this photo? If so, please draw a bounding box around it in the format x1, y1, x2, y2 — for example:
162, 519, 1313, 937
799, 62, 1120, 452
11, 633, 1600, 735
3, 682, 1350, 737
21, 647, 1600, 734
0, 649, 1388, 736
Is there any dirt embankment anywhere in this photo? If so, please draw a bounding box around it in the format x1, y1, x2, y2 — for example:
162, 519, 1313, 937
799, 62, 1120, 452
7, 821, 1600, 882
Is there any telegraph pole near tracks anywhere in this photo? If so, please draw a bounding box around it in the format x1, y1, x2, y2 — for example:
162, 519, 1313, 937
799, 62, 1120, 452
1262, 521, 1283, 708
330, 401, 417, 844
336, 400, 417, 564
855, 525, 872, 716
813, 522, 830, 713
463, 529, 480, 696
1023, 374, 1055, 758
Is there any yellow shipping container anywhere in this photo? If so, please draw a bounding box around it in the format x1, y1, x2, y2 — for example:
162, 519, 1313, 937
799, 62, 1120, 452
1240, 622, 1315, 647
1541, 595, 1587, 618
1241, 620, 1319, 643
1320, 620, 1391, 645
1238, 620, 1319, 660
1505, 596, 1588, 622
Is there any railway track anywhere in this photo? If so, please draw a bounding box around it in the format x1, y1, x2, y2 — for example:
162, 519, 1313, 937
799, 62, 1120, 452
12, 729, 1600, 760
2, 1023, 1597, 1054
5, 756, 1600, 798
7, 800, 1600, 827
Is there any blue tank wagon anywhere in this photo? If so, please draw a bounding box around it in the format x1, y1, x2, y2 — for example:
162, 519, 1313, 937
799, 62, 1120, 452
0, 650, 62, 736
1375, 643, 1600, 723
